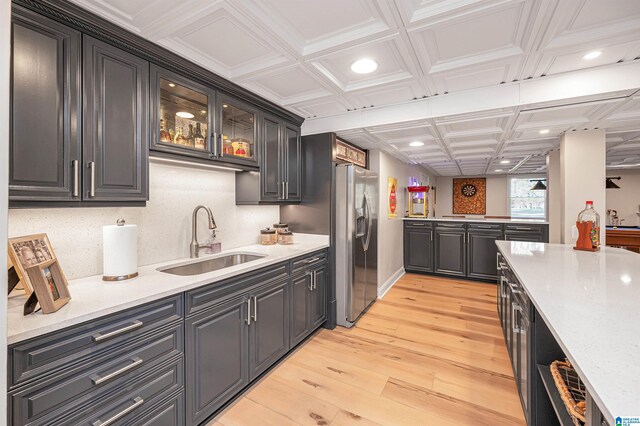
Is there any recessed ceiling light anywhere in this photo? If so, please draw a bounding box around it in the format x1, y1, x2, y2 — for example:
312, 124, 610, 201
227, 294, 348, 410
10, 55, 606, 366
494, 169, 503, 172
168, 83, 176, 87
351, 58, 378, 74
409, 141, 424, 147
200, 110, 206, 114
222, 104, 228, 108
583, 50, 602, 60
176, 111, 195, 119
539, 129, 550, 134
500, 159, 511, 164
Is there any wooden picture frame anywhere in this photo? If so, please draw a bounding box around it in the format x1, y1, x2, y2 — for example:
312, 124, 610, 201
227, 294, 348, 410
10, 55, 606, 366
8, 233, 59, 295
25, 259, 71, 313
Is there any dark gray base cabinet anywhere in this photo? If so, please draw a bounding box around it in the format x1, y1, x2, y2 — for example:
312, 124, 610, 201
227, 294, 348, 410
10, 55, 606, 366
186, 295, 249, 425
290, 264, 327, 347
434, 224, 466, 277
404, 221, 549, 282
403, 221, 433, 273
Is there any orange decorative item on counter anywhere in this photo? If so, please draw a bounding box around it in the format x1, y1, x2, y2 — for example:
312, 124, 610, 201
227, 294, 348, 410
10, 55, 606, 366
574, 201, 600, 252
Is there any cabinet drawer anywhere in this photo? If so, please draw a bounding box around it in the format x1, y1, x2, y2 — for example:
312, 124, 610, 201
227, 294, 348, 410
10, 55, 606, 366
291, 250, 327, 275
9, 294, 183, 388
404, 220, 432, 228
57, 357, 184, 426
128, 390, 185, 426
435, 222, 466, 229
468, 222, 502, 230
504, 224, 546, 233
9, 324, 183, 425
186, 263, 288, 316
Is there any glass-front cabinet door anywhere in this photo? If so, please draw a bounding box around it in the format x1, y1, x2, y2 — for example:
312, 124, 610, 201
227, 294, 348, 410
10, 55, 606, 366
218, 95, 259, 167
150, 64, 215, 160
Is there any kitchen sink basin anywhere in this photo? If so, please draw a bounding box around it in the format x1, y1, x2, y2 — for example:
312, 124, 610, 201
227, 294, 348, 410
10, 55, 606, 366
158, 253, 266, 276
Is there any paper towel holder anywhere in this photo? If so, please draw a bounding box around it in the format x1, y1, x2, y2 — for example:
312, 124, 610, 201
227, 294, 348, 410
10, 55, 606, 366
103, 218, 139, 282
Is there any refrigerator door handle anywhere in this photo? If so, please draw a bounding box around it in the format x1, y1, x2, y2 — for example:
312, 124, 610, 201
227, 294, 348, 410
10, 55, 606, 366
363, 192, 373, 252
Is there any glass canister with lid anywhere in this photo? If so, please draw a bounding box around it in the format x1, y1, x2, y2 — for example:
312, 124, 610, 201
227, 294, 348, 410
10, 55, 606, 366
277, 229, 294, 245
259, 228, 277, 245
273, 223, 289, 235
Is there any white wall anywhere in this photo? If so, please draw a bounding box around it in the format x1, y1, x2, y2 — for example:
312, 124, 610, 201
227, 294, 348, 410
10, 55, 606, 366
606, 170, 640, 226
434, 175, 509, 218
8, 161, 280, 279
1, 0, 10, 417
547, 150, 562, 243
560, 130, 606, 244
370, 150, 435, 296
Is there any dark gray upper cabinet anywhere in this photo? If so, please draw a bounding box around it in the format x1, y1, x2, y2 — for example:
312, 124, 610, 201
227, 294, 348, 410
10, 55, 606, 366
149, 64, 215, 162
261, 114, 283, 202
83, 35, 149, 202
403, 222, 433, 273
186, 295, 249, 425
248, 279, 289, 380
467, 227, 502, 280
217, 94, 260, 169
9, 7, 81, 202
236, 114, 302, 204
284, 123, 302, 202
434, 224, 466, 276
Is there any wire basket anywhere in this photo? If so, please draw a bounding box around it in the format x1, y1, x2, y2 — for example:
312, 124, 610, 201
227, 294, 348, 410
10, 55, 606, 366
550, 359, 587, 426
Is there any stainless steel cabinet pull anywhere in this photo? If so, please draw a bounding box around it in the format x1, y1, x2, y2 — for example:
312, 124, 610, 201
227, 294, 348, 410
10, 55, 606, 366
312, 271, 317, 290
430, 231, 433, 241
88, 161, 96, 197
508, 282, 521, 294
409, 222, 425, 226
512, 227, 532, 231
476, 225, 493, 229
91, 357, 143, 385
246, 298, 252, 325
212, 133, 218, 158
93, 320, 143, 343
306, 271, 313, 291
92, 397, 144, 426
281, 182, 286, 199
72, 160, 79, 197
305, 257, 321, 264
512, 304, 522, 333
251, 296, 258, 322
286, 181, 289, 200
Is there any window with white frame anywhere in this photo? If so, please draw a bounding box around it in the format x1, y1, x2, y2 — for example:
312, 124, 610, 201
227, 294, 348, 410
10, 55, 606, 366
508, 176, 547, 219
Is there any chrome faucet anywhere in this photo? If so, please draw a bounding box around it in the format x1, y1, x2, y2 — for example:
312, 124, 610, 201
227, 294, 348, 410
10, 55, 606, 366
190, 205, 217, 258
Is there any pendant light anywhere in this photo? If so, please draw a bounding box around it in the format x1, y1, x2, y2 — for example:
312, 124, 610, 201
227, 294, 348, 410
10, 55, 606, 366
606, 177, 621, 189
529, 179, 547, 191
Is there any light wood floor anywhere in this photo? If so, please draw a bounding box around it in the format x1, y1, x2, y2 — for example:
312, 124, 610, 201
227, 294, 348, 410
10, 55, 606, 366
211, 274, 525, 426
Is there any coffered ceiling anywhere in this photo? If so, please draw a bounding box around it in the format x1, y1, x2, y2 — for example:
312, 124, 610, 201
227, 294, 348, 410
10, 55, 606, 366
70, 0, 640, 174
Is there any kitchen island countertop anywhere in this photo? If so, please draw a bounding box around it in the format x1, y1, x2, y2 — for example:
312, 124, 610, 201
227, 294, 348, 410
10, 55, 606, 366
7, 233, 329, 345
496, 241, 640, 424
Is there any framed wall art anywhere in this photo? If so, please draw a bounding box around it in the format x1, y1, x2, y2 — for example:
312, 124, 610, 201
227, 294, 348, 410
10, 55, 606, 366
453, 178, 487, 215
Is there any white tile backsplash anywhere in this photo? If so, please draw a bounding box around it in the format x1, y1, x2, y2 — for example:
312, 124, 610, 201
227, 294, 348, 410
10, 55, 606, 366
8, 161, 279, 279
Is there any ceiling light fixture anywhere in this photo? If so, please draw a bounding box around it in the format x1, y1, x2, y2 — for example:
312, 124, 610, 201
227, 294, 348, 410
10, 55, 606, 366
529, 179, 547, 191
222, 104, 228, 108
176, 111, 195, 119
168, 83, 176, 87
583, 50, 602, 60
606, 176, 621, 189
500, 160, 511, 164
539, 129, 550, 134
494, 169, 503, 172
409, 141, 424, 147
351, 58, 378, 74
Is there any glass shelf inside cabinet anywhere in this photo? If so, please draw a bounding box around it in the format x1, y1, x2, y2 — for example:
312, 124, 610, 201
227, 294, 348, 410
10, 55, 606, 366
159, 78, 208, 151
221, 103, 255, 161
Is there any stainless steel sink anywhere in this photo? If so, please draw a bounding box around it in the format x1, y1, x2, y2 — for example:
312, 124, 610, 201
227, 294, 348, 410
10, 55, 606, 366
158, 253, 266, 276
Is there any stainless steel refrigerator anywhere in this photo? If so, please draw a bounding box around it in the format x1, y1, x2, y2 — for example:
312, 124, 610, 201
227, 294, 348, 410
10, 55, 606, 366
335, 164, 378, 327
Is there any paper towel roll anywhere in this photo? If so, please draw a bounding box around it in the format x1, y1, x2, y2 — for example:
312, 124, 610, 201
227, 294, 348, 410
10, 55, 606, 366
103, 220, 138, 281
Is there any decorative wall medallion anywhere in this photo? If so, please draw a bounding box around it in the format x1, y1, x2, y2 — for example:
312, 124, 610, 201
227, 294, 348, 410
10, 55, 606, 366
453, 178, 486, 215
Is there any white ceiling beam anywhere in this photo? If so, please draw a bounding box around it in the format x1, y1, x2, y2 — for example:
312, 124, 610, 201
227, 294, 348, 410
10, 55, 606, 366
301, 61, 640, 135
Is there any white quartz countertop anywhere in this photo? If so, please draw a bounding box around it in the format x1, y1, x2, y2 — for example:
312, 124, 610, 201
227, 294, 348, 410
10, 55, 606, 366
403, 217, 548, 224
496, 241, 640, 423
7, 233, 329, 345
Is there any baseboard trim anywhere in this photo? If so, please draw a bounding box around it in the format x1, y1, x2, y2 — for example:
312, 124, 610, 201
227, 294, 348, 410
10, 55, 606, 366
378, 268, 405, 299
